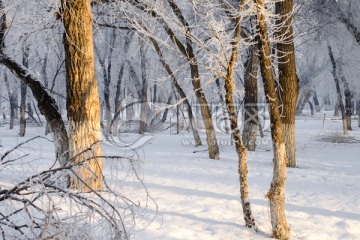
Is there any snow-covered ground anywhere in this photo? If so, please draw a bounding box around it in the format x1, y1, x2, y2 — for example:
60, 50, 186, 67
0, 115, 359, 239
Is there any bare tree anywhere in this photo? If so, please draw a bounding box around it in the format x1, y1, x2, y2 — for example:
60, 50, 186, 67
255, 0, 290, 238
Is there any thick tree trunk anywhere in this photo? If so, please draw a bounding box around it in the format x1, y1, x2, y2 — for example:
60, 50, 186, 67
276, 0, 299, 168
242, 46, 259, 151
223, 1, 255, 228
62, 0, 103, 191
328, 45, 348, 135
150, 37, 202, 146
256, 0, 290, 238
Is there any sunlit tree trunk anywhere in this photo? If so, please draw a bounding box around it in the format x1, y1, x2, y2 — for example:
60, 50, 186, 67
61, 0, 103, 191
223, 1, 255, 228
165, 0, 219, 159
275, 0, 299, 168
256, 0, 290, 238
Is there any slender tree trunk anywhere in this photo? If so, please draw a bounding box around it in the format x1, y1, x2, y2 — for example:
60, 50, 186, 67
19, 44, 29, 137
334, 100, 340, 116
296, 88, 312, 115
357, 99, 360, 127
275, 0, 299, 168
3, 72, 14, 129
139, 40, 150, 134
338, 66, 352, 130
242, 46, 259, 151
149, 37, 202, 146
308, 101, 314, 115
165, 0, 219, 159
256, 0, 290, 238
61, 0, 103, 191
328, 45, 348, 135
113, 32, 133, 136
223, 1, 255, 228
313, 91, 321, 112
215, 78, 230, 134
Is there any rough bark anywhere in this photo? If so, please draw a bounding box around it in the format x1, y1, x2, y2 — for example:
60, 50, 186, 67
275, 0, 299, 168
223, 1, 255, 228
61, 0, 103, 191
256, 0, 290, 238
328, 45, 348, 135
242, 46, 259, 151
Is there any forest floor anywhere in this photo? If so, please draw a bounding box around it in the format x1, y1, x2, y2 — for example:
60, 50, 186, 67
0, 113, 359, 239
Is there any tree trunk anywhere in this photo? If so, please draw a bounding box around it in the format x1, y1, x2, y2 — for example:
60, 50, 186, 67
61, 0, 103, 191
276, 0, 299, 168
139, 40, 150, 134
3, 72, 15, 129
242, 45, 259, 151
313, 91, 321, 112
328, 45, 348, 135
296, 88, 312, 115
149, 37, 202, 146
308, 101, 314, 115
357, 99, 360, 127
19, 44, 29, 137
223, 1, 255, 228
113, 32, 133, 136
164, 0, 219, 159
256, 0, 290, 238
334, 100, 340, 116
338, 66, 352, 130
215, 78, 230, 134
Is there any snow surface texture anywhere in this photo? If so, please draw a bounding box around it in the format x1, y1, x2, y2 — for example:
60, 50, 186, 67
0, 115, 359, 239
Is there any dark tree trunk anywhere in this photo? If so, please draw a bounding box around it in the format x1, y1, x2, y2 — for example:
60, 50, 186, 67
19, 44, 29, 137
328, 45, 348, 134
296, 88, 312, 115
139, 40, 150, 134
308, 101, 314, 115
275, 0, 299, 168
313, 91, 321, 112
242, 45, 259, 151
215, 78, 230, 134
